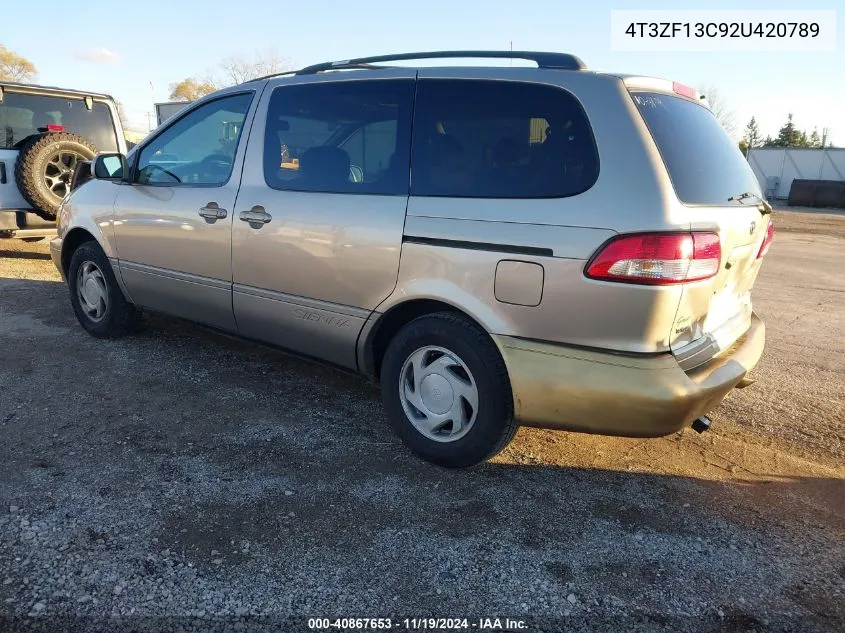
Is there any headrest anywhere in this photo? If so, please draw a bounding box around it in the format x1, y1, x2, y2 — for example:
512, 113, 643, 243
300, 146, 351, 185
493, 136, 523, 167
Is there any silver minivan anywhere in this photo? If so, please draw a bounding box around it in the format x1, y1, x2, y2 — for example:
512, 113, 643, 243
52, 51, 770, 467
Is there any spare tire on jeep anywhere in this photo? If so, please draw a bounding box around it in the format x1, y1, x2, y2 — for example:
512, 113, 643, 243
14, 132, 98, 221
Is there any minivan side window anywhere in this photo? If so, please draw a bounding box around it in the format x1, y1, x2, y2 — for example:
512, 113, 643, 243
263, 80, 414, 195
136, 92, 253, 186
411, 80, 599, 199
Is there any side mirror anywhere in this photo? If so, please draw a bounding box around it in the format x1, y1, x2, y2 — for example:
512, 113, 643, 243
93, 153, 128, 180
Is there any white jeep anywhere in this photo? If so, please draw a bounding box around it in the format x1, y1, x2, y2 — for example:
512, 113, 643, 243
0, 82, 126, 239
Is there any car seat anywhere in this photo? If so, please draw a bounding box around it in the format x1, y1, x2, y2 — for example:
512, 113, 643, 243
300, 146, 351, 190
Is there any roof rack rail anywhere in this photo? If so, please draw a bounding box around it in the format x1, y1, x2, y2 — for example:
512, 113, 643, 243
244, 69, 299, 83
246, 63, 401, 84
294, 50, 587, 75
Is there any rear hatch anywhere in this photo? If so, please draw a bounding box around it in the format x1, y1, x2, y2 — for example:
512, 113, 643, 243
629, 85, 772, 369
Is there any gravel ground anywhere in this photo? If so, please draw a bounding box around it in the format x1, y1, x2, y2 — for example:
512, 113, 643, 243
0, 212, 843, 633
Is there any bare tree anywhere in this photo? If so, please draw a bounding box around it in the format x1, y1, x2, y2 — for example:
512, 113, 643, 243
169, 78, 217, 101
218, 49, 290, 85
698, 84, 737, 138
112, 101, 127, 125
0, 44, 37, 82
168, 50, 291, 104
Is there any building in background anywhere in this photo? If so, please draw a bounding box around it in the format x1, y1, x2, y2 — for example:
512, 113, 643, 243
155, 101, 191, 127
747, 148, 845, 200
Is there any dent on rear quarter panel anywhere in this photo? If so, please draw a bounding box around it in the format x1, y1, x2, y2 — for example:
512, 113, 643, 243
385, 240, 683, 353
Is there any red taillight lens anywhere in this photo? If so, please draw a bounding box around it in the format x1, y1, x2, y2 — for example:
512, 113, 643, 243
46, 124, 65, 132
757, 219, 774, 258
586, 232, 721, 285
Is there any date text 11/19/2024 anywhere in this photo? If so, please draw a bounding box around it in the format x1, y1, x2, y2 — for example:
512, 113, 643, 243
308, 618, 528, 630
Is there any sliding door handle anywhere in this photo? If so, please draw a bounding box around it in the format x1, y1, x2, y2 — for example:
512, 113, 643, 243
239, 206, 272, 228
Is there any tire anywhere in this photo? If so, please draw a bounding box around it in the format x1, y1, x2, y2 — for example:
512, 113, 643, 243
68, 241, 138, 338
380, 312, 518, 468
14, 133, 98, 221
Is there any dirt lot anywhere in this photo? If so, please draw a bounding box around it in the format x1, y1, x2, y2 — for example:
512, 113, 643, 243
0, 211, 843, 633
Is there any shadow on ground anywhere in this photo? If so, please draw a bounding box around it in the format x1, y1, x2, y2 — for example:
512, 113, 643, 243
1, 278, 843, 631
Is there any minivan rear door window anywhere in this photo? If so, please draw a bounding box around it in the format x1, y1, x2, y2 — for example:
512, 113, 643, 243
632, 92, 761, 206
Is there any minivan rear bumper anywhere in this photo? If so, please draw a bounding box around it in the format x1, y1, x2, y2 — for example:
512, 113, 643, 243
494, 313, 765, 437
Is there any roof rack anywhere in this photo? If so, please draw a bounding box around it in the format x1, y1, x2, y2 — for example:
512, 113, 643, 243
294, 50, 587, 75
245, 69, 299, 83
246, 63, 401, 84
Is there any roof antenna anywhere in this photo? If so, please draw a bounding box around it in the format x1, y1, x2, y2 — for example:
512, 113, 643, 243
510, 40, 513, 66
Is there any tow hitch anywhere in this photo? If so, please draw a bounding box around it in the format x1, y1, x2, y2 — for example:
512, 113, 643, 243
691, 416, 712, 434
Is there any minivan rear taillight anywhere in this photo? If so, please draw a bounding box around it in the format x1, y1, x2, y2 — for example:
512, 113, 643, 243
586, 232, 721, 285
757, 219, 774, 258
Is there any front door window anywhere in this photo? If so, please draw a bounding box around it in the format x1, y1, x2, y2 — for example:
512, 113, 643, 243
136, 93, 253, 186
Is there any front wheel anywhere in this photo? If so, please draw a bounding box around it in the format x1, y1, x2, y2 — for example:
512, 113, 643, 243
68, 241, 139, 338
380, 312, 517, 468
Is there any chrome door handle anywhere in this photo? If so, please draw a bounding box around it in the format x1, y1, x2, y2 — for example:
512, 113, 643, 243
198, 202, 227, 220
239, 206, 272, 228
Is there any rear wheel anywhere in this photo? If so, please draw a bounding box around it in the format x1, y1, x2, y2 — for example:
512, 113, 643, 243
68, 241, 138, 338
380, 312, 517, 467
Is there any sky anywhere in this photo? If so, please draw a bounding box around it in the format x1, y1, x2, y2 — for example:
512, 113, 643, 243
3, 0, 843, 142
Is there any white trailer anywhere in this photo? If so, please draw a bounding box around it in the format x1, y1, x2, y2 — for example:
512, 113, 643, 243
746, 148, 845, 200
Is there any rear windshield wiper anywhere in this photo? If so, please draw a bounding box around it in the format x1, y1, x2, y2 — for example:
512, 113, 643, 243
728, 191, 772, 214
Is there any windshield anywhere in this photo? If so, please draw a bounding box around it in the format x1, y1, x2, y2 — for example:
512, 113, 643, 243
632, 92, 761, 206
0, 91, 118, 151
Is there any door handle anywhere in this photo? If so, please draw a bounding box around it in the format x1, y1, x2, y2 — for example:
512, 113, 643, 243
239, 206, 272, 229
198, 202, 227, 220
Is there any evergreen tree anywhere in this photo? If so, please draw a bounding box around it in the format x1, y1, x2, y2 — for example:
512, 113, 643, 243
743, 117, 761, 149
775, 114, 809, 147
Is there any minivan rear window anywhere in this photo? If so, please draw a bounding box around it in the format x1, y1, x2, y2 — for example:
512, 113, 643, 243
633, 92, 761, 206
0, 92, 118, 151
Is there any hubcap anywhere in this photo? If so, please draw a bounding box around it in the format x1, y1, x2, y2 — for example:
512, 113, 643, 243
399, 345, 479, 442
76, 261, 108, 322
44, 150, 84, 200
